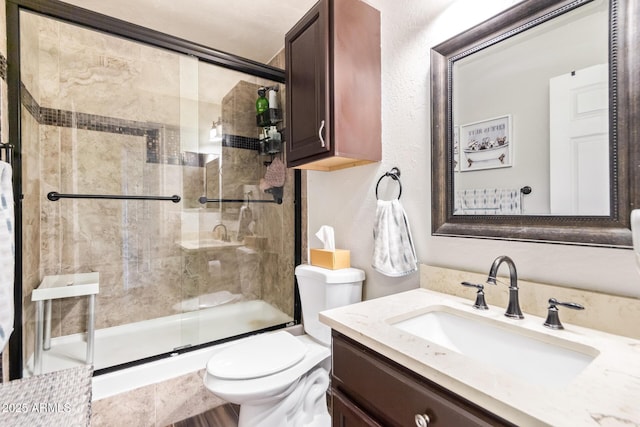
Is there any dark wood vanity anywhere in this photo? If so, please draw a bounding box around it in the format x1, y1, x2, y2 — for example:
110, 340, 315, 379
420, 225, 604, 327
330, 331, 515, 427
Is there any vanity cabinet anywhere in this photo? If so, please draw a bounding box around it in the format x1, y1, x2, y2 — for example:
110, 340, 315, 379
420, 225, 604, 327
284, 0, 381, 171
331, 332, 515, 427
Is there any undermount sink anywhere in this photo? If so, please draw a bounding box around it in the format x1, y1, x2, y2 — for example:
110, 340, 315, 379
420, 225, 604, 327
390, 306, 598, 388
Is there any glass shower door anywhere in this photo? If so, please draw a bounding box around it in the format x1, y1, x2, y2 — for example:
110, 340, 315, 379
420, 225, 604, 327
17, 9, 294, 376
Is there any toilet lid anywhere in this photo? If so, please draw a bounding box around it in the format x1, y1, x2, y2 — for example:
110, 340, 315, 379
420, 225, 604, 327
208, 331, 308, 380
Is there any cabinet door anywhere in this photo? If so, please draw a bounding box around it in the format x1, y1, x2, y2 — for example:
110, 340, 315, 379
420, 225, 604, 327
332, 389, 383, 427
332, 332, 515, 427
285, 0, 331, 166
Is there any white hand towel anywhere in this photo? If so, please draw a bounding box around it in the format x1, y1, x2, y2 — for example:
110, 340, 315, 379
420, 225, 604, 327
372, 199, 417, 277
0, 161, 15, 351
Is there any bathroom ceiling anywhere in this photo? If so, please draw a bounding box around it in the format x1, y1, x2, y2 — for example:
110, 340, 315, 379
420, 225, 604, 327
59, 0, 317, 64
56, 0, 316, 108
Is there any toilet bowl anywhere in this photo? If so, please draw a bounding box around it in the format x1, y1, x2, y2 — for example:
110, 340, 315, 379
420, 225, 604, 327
204, 264, 365, 427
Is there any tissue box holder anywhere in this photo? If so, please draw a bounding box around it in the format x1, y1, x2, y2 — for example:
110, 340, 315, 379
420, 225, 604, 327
310, 249, 350, 270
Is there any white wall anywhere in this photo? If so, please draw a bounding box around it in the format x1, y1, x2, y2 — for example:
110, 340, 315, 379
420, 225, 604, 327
307, 0, 640, 300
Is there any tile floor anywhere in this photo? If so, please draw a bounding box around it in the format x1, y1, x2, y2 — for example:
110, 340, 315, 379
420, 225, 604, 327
167, 404, 240, 427
166, 392, 333, 427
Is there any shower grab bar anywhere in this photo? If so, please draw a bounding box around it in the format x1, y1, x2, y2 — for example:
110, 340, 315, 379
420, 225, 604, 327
198, 196, 280, 204
47, 191, 181, 203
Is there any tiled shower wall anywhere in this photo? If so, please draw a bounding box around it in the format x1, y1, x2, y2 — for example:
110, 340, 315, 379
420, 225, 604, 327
201, 50, 295, 317
19, 11, 295, 372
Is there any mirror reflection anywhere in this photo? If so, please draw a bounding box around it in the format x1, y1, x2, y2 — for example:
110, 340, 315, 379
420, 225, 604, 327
452, 0, 609, 216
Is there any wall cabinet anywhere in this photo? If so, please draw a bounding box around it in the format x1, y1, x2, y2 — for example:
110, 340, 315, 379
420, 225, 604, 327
285, 0, 381, 171
331, 332, 516, 427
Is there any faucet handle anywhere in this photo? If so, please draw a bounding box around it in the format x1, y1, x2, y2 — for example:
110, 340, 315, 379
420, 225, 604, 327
460, 282, 489, 310
543, 298, 585, 330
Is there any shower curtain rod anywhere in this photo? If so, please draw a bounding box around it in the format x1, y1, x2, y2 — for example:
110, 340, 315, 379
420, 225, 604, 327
47, 191, 181, 203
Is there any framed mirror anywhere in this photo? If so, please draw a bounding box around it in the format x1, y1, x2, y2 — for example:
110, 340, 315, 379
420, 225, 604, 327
431, 0, 639, 247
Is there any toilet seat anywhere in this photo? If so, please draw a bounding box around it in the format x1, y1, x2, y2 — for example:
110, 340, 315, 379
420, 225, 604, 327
208, 331, 307, 380
204, 334, 330, 404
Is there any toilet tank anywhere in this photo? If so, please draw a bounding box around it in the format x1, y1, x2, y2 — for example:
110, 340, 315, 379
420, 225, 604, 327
295, 264, 365, 346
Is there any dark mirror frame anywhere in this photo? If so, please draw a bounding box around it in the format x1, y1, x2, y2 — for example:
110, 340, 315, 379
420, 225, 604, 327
431, 0, 639, 248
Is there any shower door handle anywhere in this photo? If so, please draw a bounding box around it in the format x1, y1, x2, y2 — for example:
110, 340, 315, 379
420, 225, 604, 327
47, 191, 181, 203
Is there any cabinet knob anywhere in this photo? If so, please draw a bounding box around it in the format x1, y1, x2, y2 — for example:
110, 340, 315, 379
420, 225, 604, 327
318, 120, 326, 147
415, 413, 431, 427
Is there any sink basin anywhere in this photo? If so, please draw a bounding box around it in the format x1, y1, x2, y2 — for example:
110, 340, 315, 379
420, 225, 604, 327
390, 307, 598, 387
177, 239, 242, 251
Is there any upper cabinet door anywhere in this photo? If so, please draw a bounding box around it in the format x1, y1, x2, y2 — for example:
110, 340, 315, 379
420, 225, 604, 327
285, 0, 381, 172
285, 0, 331, 166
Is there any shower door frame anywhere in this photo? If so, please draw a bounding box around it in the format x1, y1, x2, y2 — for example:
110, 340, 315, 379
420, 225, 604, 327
6, 0, 302, 380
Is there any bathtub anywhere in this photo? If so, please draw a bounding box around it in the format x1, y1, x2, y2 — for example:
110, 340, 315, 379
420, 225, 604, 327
92, 323, 304, 401
25, 299, 294, 389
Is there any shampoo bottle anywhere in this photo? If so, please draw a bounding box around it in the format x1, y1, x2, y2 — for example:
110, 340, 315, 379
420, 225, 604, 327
268, 87, 278, 109
256, 88, 269, 114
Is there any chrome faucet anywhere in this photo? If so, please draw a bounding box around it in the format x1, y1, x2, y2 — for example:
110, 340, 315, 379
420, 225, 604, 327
486, 255, 524, 319
213, 223, 229, 242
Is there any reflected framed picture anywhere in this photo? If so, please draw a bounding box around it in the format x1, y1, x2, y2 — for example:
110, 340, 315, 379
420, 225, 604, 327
460, 115, 512, 172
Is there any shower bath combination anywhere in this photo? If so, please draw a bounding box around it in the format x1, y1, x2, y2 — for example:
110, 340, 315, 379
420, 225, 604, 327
9, 5, 297, 378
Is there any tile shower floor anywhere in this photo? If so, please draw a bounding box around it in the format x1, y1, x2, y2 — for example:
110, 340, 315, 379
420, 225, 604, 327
25, 300, 292, 376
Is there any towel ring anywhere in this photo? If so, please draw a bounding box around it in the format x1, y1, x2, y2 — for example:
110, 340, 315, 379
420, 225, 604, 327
375, 167, 402, 200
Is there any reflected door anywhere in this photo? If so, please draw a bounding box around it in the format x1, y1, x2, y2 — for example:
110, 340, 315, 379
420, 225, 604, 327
549, 63, 609, 215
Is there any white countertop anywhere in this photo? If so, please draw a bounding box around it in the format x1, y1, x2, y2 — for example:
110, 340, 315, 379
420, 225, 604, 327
319, 288, 640, 427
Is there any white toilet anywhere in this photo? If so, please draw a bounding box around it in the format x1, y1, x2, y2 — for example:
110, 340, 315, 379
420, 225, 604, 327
204, 264, 365, 427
